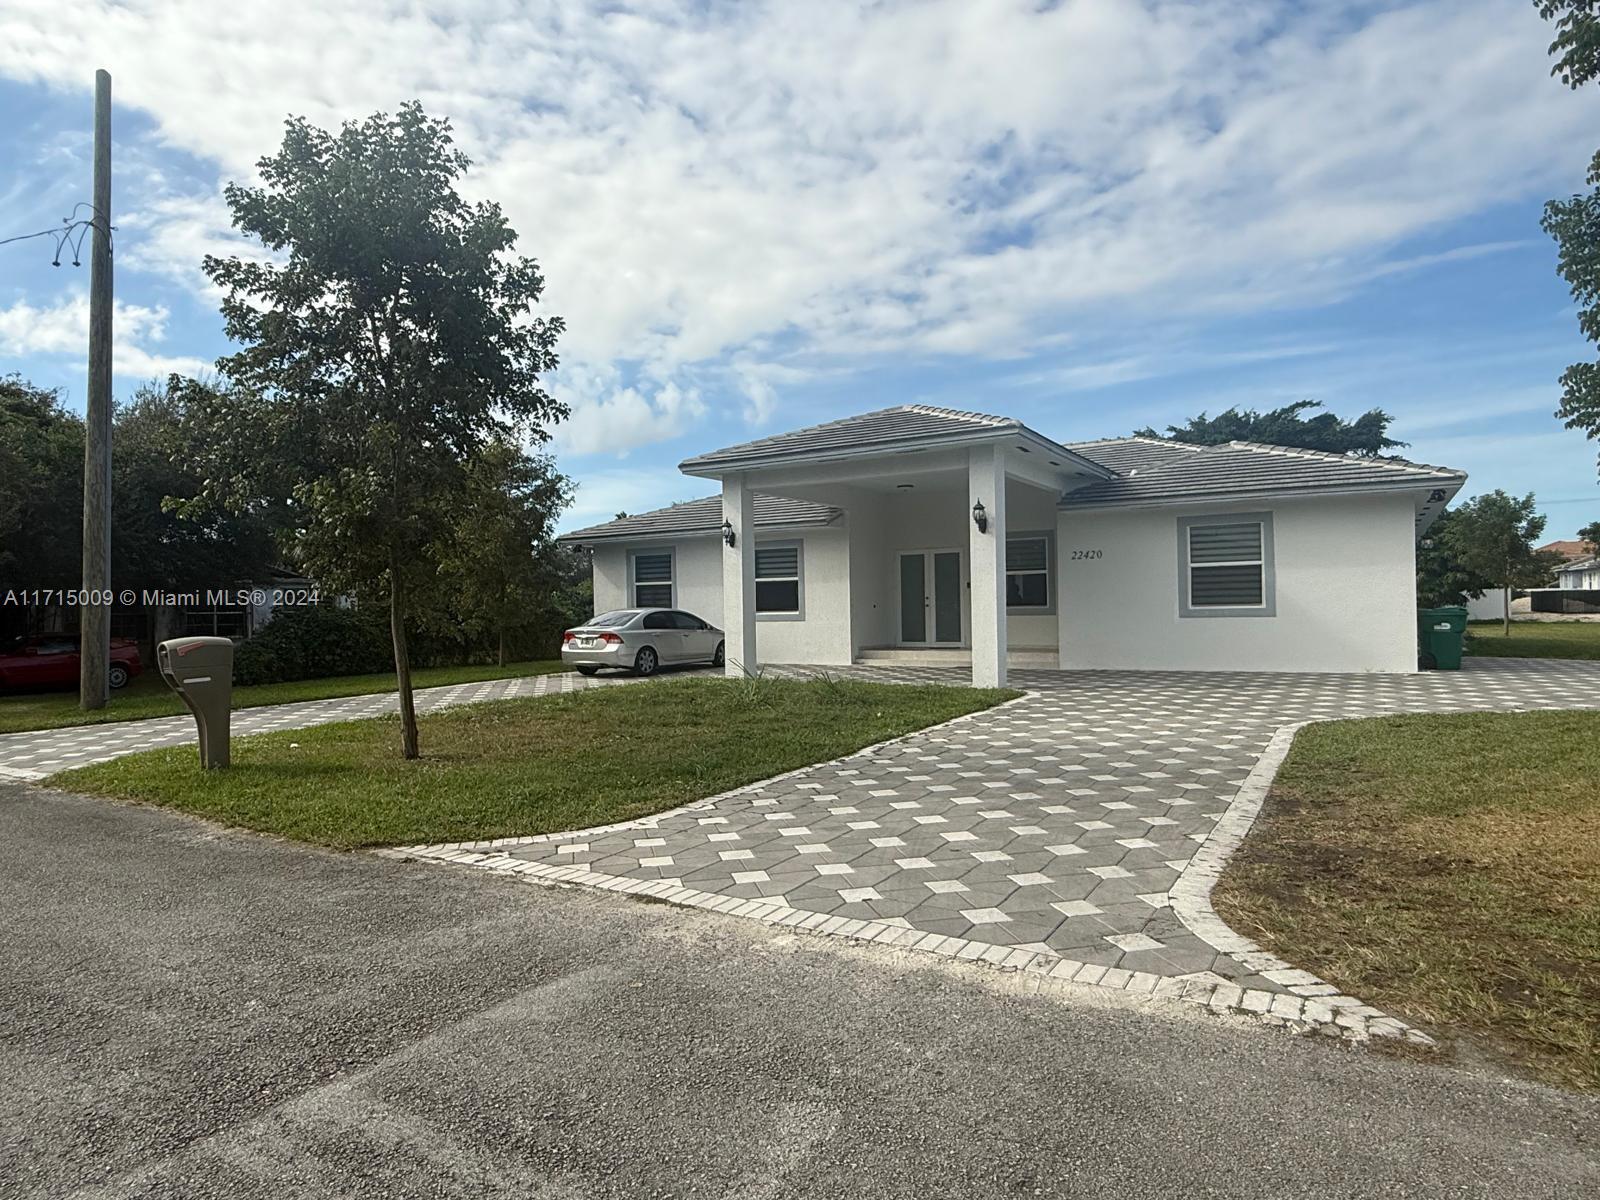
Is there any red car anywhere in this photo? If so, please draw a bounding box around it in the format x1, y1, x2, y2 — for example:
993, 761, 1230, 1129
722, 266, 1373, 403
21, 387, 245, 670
0, 634, 144, 692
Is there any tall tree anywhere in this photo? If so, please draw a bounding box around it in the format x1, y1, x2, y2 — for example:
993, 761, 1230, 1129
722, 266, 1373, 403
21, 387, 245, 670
1538, 1, 1600, 474
1440, 491, 1565, 635
200, 103, 565, 758
436, 440, 573, 666
113, 379, 279, 589
0, 376, 82, 590
1133, 399, 1404, 457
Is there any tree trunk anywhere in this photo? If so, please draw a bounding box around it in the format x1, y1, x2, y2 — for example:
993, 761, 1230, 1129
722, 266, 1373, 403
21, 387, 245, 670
1503, 585, 1511, 637
498, 625, 507, 667
389, 550, 419, 760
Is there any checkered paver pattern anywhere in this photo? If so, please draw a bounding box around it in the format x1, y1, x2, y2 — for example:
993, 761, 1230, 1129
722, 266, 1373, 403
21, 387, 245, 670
444, 657, 1600, 993
0, 668, 692, 781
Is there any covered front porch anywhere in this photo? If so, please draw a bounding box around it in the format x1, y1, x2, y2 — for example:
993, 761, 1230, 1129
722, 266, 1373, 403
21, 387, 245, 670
692, 436, 1107, 687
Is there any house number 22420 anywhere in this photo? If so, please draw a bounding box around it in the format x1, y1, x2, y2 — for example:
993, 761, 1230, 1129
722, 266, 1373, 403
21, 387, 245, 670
1069, 549, 1103, 560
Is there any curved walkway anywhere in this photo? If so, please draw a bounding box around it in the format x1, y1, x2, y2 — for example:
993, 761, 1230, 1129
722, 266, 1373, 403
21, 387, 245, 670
396, 656, 1600, 1041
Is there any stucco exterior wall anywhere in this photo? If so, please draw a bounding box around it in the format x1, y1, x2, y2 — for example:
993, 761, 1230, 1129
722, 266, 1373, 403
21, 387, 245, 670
1056, 492, 1419, 673
587, 527, 854, 666
591, 545, 628, 613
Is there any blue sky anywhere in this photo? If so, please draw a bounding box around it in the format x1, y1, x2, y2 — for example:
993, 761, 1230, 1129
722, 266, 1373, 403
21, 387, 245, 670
2, 0, 1598, 537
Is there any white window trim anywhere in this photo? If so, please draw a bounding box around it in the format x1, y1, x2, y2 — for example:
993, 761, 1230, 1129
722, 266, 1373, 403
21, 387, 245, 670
1178, 512, 1276, 618
628, 547, 676, 609
1005, 530, 1055, 616
754, 539, 804, 622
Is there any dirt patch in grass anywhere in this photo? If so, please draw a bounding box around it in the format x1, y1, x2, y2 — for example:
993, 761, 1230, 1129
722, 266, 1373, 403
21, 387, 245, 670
1214, 709, 1600, 1092
56, 676, 1015, 851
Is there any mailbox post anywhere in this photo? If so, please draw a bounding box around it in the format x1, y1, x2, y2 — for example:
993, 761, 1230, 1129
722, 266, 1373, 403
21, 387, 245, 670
157, 636, 234, 768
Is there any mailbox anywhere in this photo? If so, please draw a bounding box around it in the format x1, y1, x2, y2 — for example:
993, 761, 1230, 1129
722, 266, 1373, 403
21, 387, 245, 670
156, 636, 234, 769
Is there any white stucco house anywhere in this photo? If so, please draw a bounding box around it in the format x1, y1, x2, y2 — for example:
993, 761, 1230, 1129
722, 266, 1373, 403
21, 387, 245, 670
1556, 556, 1600, 590
559, 406, 1465, 686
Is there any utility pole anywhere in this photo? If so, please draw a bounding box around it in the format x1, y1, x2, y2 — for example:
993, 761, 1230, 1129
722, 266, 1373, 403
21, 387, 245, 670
79, 68, 112, 711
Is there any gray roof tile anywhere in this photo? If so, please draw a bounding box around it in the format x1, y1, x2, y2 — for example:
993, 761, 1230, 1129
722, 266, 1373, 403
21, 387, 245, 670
679, 404, 1107, 473
559, 494, 841, 543
1064, 436, 1209, 476
1059, 440, 1466, 509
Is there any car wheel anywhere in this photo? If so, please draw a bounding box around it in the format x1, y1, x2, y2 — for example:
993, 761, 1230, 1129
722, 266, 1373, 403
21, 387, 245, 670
633, 646, 659, 677
108, 664, 130, 690
576, 665, 599, 676
712, 641, 725, 668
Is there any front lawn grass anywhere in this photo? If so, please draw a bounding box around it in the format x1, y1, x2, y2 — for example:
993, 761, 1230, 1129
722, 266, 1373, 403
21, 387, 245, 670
0, 660, 569, 735
1466, 619, 1600, 661
1214, 710, 1600, 1091
56, 676, 1016, 850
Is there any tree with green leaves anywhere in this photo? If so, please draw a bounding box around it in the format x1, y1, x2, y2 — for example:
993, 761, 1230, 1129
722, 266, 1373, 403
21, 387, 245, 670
1579, 519, 1600, 552
1538, 2, 1600, 474
1133, 399, 1404, 457
1440, 491, 1565, 635
436, 439, 573, 666
113, 379, 279, 590
0, 375, 83, 590
1416, 509, 1497, 609
199, 102, 566, 758
1, 375, 278, 604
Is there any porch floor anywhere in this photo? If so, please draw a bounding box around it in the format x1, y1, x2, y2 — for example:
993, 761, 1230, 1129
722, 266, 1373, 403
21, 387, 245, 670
855, 646, 1060, 669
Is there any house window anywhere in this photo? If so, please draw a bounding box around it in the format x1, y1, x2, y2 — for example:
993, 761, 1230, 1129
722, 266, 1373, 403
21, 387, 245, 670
1006, 535, 1050, 610
631, 550, 674, 608
755, 543, 802, 616
1179, 513, 1275, 617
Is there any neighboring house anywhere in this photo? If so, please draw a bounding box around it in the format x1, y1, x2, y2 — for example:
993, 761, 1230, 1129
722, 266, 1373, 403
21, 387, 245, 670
1556, 557, 1600, 590
1537, 539, 1595, 564
558, 405, 1465, 685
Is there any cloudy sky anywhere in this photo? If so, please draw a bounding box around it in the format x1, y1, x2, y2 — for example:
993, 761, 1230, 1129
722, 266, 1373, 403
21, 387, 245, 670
2, 0, 1598, 535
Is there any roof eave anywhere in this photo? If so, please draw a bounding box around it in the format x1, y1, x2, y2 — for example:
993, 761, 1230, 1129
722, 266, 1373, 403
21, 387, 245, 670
556, 512, 841, 546
1058, 476, 1467, 514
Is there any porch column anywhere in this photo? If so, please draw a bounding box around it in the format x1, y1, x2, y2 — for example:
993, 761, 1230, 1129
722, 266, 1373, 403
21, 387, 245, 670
968, 444, 1008, 688
721, 473, 757, 677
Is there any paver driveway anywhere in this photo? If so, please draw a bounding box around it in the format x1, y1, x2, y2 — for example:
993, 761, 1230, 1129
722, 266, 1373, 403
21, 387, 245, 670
405, 657, 1600, 998
0, 667, 697, 781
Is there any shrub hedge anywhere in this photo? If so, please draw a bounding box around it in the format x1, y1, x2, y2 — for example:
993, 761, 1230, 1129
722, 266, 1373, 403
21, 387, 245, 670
232, 605, 393, 686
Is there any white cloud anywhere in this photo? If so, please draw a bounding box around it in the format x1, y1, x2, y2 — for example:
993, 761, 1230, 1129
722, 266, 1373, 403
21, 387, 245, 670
549, 364, 707, 456
2, 0, 1594, 453
0, 290, 208, 381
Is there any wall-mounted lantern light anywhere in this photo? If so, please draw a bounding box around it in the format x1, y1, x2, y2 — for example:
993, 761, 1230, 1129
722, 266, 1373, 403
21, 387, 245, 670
721, 519, 736, 547
971, 499, 988, 534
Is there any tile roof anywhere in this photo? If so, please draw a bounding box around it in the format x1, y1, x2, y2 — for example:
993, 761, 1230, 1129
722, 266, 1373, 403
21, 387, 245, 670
1540, 539, 1598, 561
679, 404, 1108, 475
1059, 440, 1466, 510
559, 494, 841, 543
1064, 436, 1209, 476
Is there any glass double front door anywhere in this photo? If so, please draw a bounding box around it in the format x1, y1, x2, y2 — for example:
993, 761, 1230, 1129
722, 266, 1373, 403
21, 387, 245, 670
898, 550, 963, 645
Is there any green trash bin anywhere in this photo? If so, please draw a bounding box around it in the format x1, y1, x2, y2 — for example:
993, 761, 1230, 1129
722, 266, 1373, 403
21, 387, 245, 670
1418, 606, 1468, 671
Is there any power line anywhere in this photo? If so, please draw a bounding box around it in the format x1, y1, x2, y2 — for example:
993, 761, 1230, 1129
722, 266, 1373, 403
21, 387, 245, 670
0, 203, 112, 266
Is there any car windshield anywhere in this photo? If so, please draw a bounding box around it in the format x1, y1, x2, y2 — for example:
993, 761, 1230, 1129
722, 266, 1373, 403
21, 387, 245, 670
586, 610, 639, 628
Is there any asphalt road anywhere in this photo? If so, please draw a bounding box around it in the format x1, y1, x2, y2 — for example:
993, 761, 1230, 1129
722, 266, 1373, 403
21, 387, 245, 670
1, 784, 1594, 1200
